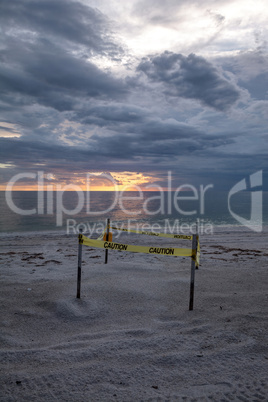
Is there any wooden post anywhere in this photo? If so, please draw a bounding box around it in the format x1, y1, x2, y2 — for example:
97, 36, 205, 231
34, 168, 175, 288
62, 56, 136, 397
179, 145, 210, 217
189, 229, 197, 311
196, 219, 199, 270
105, 218, 110, 264
77, 229, 83, 298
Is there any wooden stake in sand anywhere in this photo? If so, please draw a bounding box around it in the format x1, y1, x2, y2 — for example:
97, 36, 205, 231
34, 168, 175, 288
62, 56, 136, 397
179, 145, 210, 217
77, 229, 83, 299
189, 223, 198, 311
105, 218, 110, 264
196, 219, 199, 270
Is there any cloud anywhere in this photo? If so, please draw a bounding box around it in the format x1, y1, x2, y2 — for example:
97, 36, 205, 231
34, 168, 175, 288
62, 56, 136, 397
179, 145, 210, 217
0, 0, 267, 190
0, 113, 235, 172
0, 0, 119, 55
132, 0, 230, 25
0, 37, 127, 113
219, 49, 268, 101
0, 0, 128, 122
77, 103, 149, 127
137, 51, 241, 111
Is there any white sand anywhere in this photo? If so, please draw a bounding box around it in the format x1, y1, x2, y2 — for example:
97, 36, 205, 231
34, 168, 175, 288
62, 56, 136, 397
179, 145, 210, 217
0, 227, 268, 401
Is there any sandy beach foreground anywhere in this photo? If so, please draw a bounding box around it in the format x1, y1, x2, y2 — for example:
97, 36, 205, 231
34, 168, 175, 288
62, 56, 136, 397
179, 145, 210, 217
0, 227, 267, 401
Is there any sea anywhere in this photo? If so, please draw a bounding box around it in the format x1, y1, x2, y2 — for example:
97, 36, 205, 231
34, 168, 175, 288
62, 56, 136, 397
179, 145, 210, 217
0, 190, 267, 235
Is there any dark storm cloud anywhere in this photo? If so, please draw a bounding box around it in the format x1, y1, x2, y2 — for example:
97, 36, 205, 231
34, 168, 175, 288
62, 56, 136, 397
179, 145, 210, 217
0, 137, 76, 164
0, 0, 119, 55
0, 0, 127, 121
137, 52, 240, 111
136, 119, 200, 140
0, 112, 235, 171
0, 130, 265, 190
77, 103, 149, 127
0, 37, 127, 113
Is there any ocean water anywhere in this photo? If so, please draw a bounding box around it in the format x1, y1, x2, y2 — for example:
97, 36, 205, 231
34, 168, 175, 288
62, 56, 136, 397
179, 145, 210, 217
0, 190, 267, 234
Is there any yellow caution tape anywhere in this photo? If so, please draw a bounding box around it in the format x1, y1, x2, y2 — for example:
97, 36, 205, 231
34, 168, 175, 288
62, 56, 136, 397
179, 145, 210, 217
109, 226, 192, 240
79, 234, 193, 258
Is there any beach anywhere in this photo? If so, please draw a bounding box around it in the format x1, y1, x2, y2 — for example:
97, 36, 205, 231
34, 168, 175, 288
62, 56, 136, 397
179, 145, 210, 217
0, 227, 267, 401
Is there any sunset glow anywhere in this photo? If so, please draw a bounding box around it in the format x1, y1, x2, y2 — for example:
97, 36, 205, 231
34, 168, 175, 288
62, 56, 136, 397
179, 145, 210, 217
1, 172, 165, 191
0, 123, 21, 138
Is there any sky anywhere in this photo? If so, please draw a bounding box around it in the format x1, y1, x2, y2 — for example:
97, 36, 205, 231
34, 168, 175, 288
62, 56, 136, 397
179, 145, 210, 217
0, 0, 267, 191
